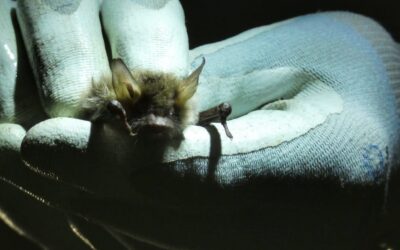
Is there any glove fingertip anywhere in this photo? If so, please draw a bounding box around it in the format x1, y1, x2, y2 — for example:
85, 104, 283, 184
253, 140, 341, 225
21, 118, 91, 173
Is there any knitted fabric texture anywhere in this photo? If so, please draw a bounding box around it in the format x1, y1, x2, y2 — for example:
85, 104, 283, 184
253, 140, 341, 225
157, 12, 400, 188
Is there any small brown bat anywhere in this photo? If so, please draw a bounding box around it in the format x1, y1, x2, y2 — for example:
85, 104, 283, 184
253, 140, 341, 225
81, 58, 233, 140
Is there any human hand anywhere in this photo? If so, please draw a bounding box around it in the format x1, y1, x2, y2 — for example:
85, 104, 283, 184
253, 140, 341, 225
1, 1, 400, 249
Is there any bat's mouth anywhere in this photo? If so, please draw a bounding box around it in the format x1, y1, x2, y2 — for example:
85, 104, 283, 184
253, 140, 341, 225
132, 114, 180, 139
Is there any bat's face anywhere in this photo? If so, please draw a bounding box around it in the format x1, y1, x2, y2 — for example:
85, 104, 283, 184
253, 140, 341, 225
109, 59, 205, 140
126, 73, 187, 139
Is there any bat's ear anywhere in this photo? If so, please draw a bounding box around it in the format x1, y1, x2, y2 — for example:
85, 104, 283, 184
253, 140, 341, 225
177, 57, 205, 105
111, 59, 141, 103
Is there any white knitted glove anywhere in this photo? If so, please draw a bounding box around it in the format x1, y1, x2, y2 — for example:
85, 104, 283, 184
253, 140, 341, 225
1, 0, 400, 249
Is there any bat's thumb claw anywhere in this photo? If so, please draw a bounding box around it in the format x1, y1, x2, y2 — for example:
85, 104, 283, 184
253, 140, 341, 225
222, 122, 233, 139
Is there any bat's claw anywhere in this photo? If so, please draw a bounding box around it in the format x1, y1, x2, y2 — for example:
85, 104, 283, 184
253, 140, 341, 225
222, 121, 233, 139
124, 123, 136, 136
218, 103, 233, 139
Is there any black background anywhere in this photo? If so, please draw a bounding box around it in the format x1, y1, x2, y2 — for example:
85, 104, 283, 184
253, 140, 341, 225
181, 0, 399, 48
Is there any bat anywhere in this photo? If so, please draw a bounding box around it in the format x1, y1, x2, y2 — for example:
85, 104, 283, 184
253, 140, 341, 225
81, 58, 233, 140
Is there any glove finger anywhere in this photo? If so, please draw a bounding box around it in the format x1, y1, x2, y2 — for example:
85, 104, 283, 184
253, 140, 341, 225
101, 0, 189, 77
16, 0, 110, 118
0, 124, 93, 250
0, 1, 46, 128
20, 118, 135, 197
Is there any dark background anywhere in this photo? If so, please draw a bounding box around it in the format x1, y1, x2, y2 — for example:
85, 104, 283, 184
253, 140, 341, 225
181, 0, 399, 48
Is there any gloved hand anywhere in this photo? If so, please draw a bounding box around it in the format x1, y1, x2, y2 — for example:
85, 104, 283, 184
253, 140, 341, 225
1, 0, 400, 249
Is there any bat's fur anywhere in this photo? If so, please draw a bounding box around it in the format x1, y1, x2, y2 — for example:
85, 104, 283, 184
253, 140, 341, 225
81, 59, 203, 138
81, 75, 116, 120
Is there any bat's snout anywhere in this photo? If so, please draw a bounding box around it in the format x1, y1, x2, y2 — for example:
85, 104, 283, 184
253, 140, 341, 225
141, 114, 175, 134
